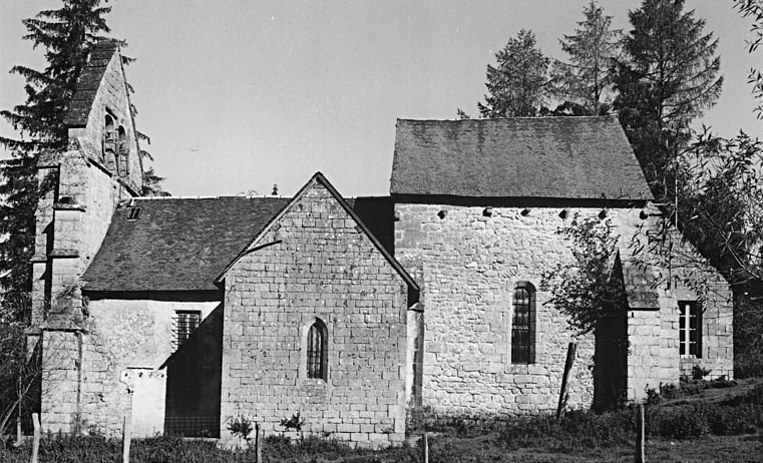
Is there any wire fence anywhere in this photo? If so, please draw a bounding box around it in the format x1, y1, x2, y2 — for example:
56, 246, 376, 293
163, 416, 219, 438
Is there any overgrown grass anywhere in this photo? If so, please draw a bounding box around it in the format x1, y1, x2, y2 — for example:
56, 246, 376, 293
1, 381, 761, 462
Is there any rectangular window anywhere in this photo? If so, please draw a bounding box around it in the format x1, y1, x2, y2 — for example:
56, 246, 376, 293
176, 311, 201, 348
679, 301, 701, 358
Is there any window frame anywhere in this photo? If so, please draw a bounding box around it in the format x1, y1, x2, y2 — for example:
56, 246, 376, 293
306, 319, 328, 381
511, 282, 535, 365
176, 310, 201, 349
678, 301, 702, 358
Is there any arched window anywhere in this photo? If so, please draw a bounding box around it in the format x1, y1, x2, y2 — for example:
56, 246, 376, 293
306, 319, 328, 380
511, 282, 535, 364
103, 113, 116, 171
117, 126, 128, 176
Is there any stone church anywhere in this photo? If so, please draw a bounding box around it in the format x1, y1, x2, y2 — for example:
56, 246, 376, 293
20, 42, 733, 447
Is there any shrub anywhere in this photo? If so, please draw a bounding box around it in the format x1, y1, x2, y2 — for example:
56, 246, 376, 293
648, 405, 709, 438
499, 410, 634, 450
280, 411, 305, 432
226, 415, 253, 439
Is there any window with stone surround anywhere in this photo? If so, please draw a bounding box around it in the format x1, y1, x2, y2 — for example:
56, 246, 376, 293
679, 301, 702, 358
117, 126, 128, 176
176, 311, 201, 348
307, 319, 328, 380
511, 282, 535, 364
103, 112, 117, 171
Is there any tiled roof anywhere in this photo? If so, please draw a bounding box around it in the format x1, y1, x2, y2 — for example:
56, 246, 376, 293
64, 40, 119, 127
391, 116, 653, 201
82, 197, 290, 292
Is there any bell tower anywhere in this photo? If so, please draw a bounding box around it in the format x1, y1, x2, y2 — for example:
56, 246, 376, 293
28, 40, 144, 434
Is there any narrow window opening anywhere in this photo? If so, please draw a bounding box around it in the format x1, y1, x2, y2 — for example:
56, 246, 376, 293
176, 311, 201, 348
117, 126, 129, 176
511, 282, 535, 364
679, 301, 702, 358
307, 319, 328, 380
103, 112, 117, 171
127, 207, 142, 220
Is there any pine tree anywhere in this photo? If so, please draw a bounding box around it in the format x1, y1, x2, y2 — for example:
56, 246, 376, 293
478, 29, 550, 118
0, 1, 117, 321
613, 0, 723, 200
552, 1, 621, 116
0, 1, 113, 153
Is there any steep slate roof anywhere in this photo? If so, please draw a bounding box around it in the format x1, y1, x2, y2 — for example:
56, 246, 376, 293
82, 197, 290, 292
391, 116, 653, 201
64, 40, 119, 127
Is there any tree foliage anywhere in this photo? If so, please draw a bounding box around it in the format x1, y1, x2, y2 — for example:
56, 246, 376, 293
0, 1, 115, 322
541, 215, 627, 335
0, 159, 37, 322
613, 0, 723, 201
478, 29, 550, 118
0, 0, 114, 153
735, 0, 763, 118
552, 0, 622, 116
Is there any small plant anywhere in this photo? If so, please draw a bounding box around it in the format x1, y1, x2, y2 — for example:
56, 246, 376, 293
280, 411, 305, 432
227, 415, 254, 440
692, 365, 712, 380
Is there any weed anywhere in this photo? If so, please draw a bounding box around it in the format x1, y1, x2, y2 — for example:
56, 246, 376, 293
280, 411, 305, 432
226, 415, 254, 439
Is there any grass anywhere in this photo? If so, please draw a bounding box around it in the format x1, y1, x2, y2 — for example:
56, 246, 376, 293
1, 378, 761, 462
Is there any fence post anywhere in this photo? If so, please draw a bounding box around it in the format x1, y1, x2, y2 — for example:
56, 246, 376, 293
635, 403, 645, 463
556, 342, 578, 421
122, 416, 131, 463
254, 422, 261, 463
30, 413, 40, 463
16, 375, 22, 446
423, 431, 429, 463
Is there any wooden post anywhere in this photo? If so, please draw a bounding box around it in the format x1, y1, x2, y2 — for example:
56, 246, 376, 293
16, 376, 22, 446
635, 403, 645, 463
30, 413, 40, 463
423, 432, 429, 463
556, 342, 578, 421
254, 422, 262, 463
122, 416, 131, 463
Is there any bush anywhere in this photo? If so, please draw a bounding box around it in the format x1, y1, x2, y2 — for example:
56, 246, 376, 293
499, 409, 634, 450
647, 384, 763, 438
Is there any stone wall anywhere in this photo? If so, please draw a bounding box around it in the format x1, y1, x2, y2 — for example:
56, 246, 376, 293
614, 212, 734, 400
40, 297, 219, 437
394, 201, 734, 413
220, 181, 410, 448
68, 50, 142, 191
394, 203, 612, 418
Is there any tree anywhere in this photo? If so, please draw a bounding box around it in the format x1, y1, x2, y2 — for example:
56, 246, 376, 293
541, 215, 627, 336
478, 29, 551, 118
0, 1, 113, 153
552, 1, 621, 116
0, 1, 116, 323
735, 0, 763, 117
613, 0, 723, 202
541, 214, 629, 410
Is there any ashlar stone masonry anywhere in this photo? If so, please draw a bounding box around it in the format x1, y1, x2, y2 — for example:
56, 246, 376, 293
220, 176, 417, 447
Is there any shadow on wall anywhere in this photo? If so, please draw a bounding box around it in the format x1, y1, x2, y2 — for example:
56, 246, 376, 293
593, 307, 628, 412
163, 303, 223, 437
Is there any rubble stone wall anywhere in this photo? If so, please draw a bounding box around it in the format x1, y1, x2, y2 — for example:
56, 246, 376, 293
40, 298, 218, 436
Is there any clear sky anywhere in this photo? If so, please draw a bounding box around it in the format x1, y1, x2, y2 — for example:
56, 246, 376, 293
1, 0, 761, 197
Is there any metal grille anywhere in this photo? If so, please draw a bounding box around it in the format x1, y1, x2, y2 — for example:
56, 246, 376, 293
679, 301, 701, 357
511, 286, 533, 364
307, 322, 326, 380
164, 416, 219, 437
176, 311, 201, 348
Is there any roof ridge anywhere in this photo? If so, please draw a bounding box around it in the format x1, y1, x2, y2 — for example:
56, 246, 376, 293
397, 115, 615, 123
